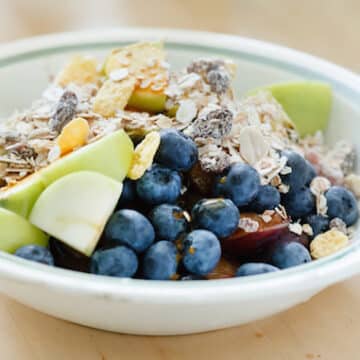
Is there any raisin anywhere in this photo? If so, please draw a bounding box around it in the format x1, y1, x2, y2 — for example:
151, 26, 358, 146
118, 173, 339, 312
192, 108, 233, 139
186, 59, 223, 76
206, 69, 230, 94
49, 91, 78, 132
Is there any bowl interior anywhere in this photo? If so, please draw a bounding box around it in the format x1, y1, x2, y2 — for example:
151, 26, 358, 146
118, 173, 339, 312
0, 33, 359, 285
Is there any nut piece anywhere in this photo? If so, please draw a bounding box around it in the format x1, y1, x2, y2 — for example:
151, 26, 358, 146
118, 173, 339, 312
238, 126, 270, 165
56, 55, 99, 87
128, 131, 160, 180
93, 78, 136, 117
310, 229, 349, 259
57, 117, 90, 155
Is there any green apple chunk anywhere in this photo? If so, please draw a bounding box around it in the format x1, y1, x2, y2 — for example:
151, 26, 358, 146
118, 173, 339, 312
41, 129, 134, 186
0, 208, 48, 253
0, 173, 46, 218
30, 171, 123, 256
250, 81, 332, 137
127, 88, 166, 113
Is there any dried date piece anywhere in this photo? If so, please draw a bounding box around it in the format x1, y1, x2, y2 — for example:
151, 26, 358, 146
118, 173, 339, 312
49, 91, 78, 132
188, 161, 217, 195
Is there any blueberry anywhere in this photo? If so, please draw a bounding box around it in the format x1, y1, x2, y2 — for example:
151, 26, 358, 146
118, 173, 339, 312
306, 214, 329, 239
155, 129, 198, 171
104, 209, 155, 253
271, 242, 311, 269
182, 230, 221, 275
15, 245, 54, 266
149, 204, 188, 241
282, 187, 315, 219
192, 198, 239, 238
305, 162, 317, 186
236, 263, 279, 277
281, 150, 316, 190
117, 179, 137, 208
214, 163, 260, 207
143, 241, 178, 280
250, 185, 281, 213
90, 246, 138, 278
136, 164, 182, 205
325, 186, 359, 226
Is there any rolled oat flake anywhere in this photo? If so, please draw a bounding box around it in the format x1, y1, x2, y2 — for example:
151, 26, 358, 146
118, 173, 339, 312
49, 90, 78, 133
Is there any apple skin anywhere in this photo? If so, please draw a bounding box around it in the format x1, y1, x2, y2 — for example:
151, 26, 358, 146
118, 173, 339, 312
0, 208, 48, 253
41, 129, 133, 186
0, 173, 46, 218
0, 130, 133, 219
127, 88, 166, 113
248, 81, 332, 137
30, 171, 123, 256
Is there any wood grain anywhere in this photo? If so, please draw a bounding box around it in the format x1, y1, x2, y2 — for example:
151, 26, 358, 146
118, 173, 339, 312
0, 1, 359, 359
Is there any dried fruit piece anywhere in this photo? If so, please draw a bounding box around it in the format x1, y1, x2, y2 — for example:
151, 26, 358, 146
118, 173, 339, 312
206, 69, 231, 94
188, 162, 216, 196
57, 117, 90, 155
222, 212, 289, 258
49, 91, 78, 133
310, 229, 349, 259
329, 217, 347, 234
56, 55, 99, 87
93, 78, 136, 117
191, 107, 233, 139
128, 131, 160, 180
205, 257, 239, 279
238, 126, 270, 165
187, 58, 236, 79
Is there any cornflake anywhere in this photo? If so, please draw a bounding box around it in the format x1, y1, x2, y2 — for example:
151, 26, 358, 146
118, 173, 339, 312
127, 131, 160, 180
344, 174, 360, 198
109, 68, 129, 81
310, 229, 349, 259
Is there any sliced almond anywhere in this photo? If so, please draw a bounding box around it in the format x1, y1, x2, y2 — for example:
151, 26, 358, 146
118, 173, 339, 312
238, 126, 270, 165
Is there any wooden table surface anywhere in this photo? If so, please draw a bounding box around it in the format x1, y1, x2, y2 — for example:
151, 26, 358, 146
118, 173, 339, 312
0, 1, 359, 359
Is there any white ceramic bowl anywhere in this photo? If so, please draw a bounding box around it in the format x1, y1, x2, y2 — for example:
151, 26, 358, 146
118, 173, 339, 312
0, 28, 360, 335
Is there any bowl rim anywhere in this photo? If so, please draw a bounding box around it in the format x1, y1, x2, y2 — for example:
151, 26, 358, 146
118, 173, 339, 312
0, 27, 360, 304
